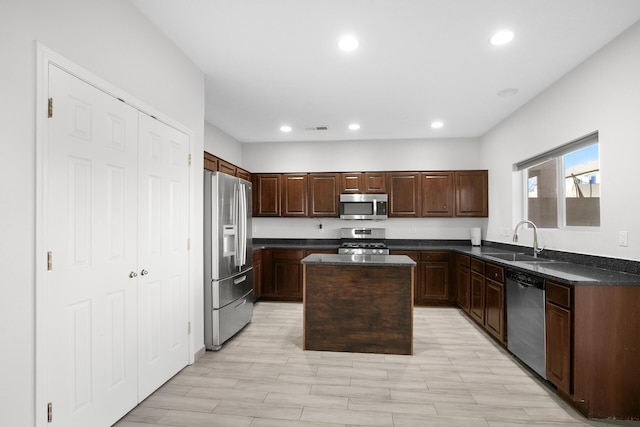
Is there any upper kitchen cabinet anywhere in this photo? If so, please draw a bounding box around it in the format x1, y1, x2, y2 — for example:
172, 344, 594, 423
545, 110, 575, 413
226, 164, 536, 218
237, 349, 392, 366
203, 151, 218, 172
282, 173, 308, 217
340, 172, 387, 193
218, 159, 237, 176
253, 173, 281, 216
308, 173, 339, 217
203, 151, 251, 182
454, 170, 488, 217
421, 172, 454, 217
388, 172, 420, 217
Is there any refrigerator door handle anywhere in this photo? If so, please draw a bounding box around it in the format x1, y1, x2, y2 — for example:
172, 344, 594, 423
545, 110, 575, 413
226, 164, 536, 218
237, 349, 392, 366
239, 183, 248, 266
234, 182, 247, 268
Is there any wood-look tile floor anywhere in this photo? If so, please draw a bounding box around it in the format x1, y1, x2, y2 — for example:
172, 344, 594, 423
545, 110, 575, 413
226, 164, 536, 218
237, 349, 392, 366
114, 302, 639, 427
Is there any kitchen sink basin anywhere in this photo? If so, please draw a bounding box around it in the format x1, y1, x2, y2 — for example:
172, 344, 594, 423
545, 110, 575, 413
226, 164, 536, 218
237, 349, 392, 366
486, 253, 557, 263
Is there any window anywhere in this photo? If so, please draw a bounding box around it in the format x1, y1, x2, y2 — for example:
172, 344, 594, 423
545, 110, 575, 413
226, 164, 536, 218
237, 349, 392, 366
516, 132, 600, 228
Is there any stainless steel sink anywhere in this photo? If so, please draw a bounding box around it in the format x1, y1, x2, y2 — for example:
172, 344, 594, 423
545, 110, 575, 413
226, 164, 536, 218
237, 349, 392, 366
486, 253, 557, 263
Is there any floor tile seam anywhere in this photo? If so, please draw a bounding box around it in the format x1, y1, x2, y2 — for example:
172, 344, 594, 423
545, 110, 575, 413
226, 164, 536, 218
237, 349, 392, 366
156, 408, 255, 425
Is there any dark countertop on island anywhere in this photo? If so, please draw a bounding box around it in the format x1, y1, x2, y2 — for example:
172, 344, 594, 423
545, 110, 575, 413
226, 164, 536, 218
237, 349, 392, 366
254, 238, 640, 286
301, 253, 416, 267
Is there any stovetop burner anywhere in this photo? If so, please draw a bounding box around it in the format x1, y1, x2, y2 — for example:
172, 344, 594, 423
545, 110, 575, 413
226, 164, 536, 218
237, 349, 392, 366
338, 228, 389, 255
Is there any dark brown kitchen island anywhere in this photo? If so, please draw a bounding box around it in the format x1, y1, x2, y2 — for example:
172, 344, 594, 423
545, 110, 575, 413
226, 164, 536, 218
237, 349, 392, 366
301, 254, 416, 355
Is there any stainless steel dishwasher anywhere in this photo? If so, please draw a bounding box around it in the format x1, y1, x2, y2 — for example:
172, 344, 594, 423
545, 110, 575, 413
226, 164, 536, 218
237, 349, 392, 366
506, 269, 547, 379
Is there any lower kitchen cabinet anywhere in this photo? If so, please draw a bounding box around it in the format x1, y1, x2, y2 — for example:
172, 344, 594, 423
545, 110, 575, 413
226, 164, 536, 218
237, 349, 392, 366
545, 282, 572, 396
391, 250, 452, 305
259, 248, 336, 302
261, 249, 305, 301
469, 258, 485, 324
463, 257, 505, 345
418, 251, 451, 303
455, 255, 471, 311
545, 281, 640, 419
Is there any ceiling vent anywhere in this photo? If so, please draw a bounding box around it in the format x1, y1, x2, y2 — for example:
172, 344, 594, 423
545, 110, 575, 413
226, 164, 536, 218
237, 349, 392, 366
305, 126, 328, 131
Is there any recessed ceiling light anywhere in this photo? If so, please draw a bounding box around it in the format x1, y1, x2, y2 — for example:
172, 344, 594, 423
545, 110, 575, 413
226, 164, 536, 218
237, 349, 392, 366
490, 30, 514, 46
348, 123, 360, 131
338, 35, 359, 52
431, 121, 444, 129
497, 88, 519, 97
280, 125, 292, 133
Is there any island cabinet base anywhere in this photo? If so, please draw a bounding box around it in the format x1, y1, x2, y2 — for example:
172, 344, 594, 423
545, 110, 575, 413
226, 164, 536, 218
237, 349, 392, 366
303, 264, 414, 355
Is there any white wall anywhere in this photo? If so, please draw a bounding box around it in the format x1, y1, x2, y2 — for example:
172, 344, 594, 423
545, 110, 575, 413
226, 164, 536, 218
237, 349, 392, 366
0, 1, 204, 425
243, 137, 481, 172
481, 21, 640, 261
204, 121, 243, 166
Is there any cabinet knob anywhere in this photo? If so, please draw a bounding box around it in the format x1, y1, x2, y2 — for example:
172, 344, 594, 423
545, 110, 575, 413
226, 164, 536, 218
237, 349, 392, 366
140, 269, 149, 276
129, 271, 138, 278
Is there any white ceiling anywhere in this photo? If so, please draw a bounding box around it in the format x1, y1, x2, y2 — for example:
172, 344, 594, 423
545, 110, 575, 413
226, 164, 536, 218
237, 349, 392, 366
130, 0, 640, 143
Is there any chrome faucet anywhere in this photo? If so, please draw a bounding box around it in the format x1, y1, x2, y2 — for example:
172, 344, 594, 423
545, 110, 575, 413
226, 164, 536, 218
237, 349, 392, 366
513, 220, 542, 257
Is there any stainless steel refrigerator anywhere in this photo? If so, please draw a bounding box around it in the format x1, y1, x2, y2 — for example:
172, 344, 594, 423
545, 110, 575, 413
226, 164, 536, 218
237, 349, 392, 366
204, 171, 253, 350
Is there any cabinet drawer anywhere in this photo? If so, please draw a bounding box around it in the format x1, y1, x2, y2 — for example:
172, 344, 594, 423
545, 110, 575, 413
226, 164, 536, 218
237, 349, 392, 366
456, 254, 470, 267
546, 281, 571, 309
485, 263, 504, 283
420, 251, 450, 262
470, 258, 485, 273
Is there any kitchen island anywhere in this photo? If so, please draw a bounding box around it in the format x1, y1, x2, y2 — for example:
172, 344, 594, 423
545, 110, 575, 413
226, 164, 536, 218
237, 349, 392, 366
301, 253, 416, 355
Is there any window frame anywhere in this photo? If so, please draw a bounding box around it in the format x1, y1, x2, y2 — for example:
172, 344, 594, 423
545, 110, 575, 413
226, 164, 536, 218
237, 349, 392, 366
516, 132, 600, 230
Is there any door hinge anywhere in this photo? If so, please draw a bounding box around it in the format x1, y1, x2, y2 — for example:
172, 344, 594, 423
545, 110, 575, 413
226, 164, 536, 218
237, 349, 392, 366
47, 251, 53, 271
48, 98, 53, 118
187, 321, 191, 335
187, 238, 191, 251
47, 402, 52, 423
188, 153, 192, 166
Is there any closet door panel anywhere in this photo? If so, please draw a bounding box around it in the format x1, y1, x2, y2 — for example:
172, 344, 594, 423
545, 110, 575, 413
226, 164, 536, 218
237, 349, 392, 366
137, 113, 190, 401
46, 64, 139, 427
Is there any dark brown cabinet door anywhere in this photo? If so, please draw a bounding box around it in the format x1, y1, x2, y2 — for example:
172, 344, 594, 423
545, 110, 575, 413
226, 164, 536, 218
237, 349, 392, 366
253, 174, 281, 216
388, 172, 420, 217
363, 172, 387, 193
203, 152, 218, 172
484, 278, 505, 343
421, 172, 454, 217
469, 271, 485, 324
282, 174, 308, 217
546, 301, 571, 395
417, 251, 450, 302
308, 173, 339, 217
455, 170, 488, 217
218, 159, 237, 176
262, 249, 304, 301
340, 173, 364, 193
236, 168, 251, 182
456, 266, 470, 311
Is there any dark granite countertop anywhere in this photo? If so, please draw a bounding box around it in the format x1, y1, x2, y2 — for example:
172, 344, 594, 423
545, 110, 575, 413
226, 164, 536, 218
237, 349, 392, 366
301, 253, 417, 267
254, 238, 640, 286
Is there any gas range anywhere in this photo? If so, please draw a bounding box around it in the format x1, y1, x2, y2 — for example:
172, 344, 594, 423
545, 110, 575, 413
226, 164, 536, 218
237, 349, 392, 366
338, 228, 389, 255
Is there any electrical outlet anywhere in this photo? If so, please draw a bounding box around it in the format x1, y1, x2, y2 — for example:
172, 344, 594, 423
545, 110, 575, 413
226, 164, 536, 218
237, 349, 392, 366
619, 231, 628, 247
503, 227, 512, 238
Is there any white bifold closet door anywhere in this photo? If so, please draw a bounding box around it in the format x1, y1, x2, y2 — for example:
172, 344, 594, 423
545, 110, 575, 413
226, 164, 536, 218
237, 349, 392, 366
45, 64, 189, 427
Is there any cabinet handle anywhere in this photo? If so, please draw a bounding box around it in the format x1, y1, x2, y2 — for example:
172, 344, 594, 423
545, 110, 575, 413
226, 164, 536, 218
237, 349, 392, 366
140, 269, 149, 276
129, 271, 138, 278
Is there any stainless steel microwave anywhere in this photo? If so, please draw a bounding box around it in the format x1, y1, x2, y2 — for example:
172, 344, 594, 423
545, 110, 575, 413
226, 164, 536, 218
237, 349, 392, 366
339, 194, 388, 220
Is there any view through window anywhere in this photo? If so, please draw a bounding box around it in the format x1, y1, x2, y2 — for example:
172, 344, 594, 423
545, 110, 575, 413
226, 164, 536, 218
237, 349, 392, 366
519, 133, 600, 228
